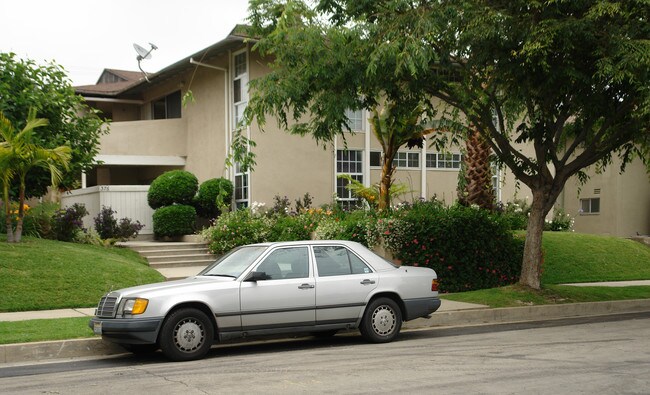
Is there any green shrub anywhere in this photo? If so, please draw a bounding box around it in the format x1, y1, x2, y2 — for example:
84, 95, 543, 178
147, 170, 198, 209
201, 209, 272, 254
0, 202, 58, 238
385, 201, 523, 293
93, 206, 144, 241
152, 205, 196, 238
195, 178, 233, 219
268, 213, 319, 241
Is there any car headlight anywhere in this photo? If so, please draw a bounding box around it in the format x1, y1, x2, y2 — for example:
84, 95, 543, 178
122, 298, 149, 315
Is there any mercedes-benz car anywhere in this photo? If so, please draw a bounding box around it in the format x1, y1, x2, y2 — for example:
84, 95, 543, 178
89, 240, 440, 361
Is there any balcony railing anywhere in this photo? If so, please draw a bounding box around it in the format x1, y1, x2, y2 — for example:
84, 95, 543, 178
100, 118, 187, 157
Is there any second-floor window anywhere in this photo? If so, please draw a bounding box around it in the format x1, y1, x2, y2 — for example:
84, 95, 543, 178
233, 51, 248, 128
152, 90, 181, 119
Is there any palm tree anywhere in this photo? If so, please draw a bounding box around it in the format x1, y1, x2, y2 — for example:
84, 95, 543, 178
369, 102, 433, 211
458, 128, 494, 210
0, 109, 72, 242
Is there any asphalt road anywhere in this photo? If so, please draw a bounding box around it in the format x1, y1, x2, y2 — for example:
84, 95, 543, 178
1, 313, 649, 394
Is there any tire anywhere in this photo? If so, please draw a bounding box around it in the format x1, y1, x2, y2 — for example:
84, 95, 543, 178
159, 308, 214, 361
359, 297, 402, 343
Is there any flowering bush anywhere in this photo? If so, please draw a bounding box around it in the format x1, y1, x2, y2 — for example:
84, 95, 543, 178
495, 198, 531, 230
202, 209, 272, 254
51, 203, 88, 242
545, 207, 574, 232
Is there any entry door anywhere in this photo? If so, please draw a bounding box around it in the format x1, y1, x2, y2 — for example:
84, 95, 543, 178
240, 247, 315, 331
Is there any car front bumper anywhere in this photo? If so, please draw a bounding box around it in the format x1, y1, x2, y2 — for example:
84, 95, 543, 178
403, 297, 442, 321
89, 317, 164, 345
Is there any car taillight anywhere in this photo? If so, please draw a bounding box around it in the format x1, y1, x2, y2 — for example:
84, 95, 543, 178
431, 279, 439, 292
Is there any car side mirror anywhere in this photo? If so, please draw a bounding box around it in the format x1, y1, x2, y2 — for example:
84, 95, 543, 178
244, 271, 270, 282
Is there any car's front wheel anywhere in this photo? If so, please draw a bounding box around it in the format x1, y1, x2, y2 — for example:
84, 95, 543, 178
159, 308, 214, 361
359, 297, 402, 343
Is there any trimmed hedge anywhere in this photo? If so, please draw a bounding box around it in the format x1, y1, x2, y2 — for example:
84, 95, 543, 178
147, 170, 198, 209
195, 178, 234, 219
152, 205, 196, 237
388, 202, 523, 293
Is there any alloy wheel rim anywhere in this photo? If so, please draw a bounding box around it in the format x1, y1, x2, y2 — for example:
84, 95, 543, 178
173, 318, 204, 352
371, 305, 395, 336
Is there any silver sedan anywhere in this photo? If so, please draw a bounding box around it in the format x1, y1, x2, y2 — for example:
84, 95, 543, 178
89, 240, 441, 361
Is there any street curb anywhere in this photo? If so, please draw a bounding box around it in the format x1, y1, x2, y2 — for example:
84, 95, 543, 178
403, 298, 650, 329
2, 299, 650, 364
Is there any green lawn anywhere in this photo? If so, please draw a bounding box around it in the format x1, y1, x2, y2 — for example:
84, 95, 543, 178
541, 232, 650, 284
0, 236, 165, 312
1, 232, 649, 344
442, 232, 650, 307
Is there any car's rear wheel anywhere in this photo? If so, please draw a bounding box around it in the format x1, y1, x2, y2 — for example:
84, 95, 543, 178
159, 308, 214, 361
359, 297, 402, 343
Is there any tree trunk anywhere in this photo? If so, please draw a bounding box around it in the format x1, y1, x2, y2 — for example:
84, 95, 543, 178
519, 189, 551, 289
378, 151, 396, 211
458, 128, 494, 210
5, 210, 14, 243
14, 182, 25, 243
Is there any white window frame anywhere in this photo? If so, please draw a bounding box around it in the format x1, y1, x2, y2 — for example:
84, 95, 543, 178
344, 109, 364, 132
394, 151, 420, 169
580, 198, 600, 214
336, 149, 363, 209
232, 49, 250, 208
426, 152, 463, 170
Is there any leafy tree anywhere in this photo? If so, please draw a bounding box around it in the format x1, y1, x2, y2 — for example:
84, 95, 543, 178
246, 0, 439, 210
0, 109, 71, 242
315, 0, 650, 289
0, 53, 105, 198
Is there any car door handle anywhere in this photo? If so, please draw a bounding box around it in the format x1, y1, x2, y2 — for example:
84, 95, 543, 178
360, 279, 376, 285
298, 283, 315, 289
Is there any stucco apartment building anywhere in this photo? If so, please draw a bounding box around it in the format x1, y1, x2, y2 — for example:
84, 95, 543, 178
71, 26, 649, 238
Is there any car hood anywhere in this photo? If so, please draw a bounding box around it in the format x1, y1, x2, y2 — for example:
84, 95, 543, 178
111, 275, 234, 298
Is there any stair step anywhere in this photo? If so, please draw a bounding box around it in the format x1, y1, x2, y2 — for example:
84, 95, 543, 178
138, 248, 211, 257
148, 259, 216, 269
146, 253, 214, 264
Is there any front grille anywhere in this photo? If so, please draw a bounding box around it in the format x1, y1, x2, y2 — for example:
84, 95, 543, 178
96, 296, 118, 318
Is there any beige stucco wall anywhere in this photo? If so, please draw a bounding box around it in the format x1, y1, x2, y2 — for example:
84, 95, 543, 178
562, 157, 650, 237
181, 58, 230, 182
248, 49, 335, 206
99, 119, 187, 157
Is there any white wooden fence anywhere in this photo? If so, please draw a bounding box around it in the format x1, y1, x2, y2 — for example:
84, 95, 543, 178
60, 185, 154, 235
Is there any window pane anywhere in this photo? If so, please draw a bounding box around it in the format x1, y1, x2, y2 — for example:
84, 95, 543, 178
257, 247, 309, 280
314, 246, 352, 277
233, 79, 242, 103
349, 252, 372, 274
166, 91, 181, 119
234, 53, 247, 77
370, 151, 381, 167
591, 198, 600, 213
426, 153, 437, 168
581, 199, 590, 213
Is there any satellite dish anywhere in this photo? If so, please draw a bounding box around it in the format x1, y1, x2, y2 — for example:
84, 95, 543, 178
133, 43, 152, 60
133, 42, 158, 82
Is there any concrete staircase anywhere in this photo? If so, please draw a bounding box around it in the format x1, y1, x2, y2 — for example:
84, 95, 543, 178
120, 241, 217, 281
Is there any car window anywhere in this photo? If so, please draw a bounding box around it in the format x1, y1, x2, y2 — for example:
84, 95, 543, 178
313, 246, 372, 277
256, 247, 309, 280
200, 246, 267, 278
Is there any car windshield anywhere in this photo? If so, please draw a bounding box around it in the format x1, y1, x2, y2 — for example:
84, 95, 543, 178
199, 246, 268, 278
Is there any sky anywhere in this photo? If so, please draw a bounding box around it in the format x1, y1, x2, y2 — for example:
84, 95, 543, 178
0, 0, 251, 86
